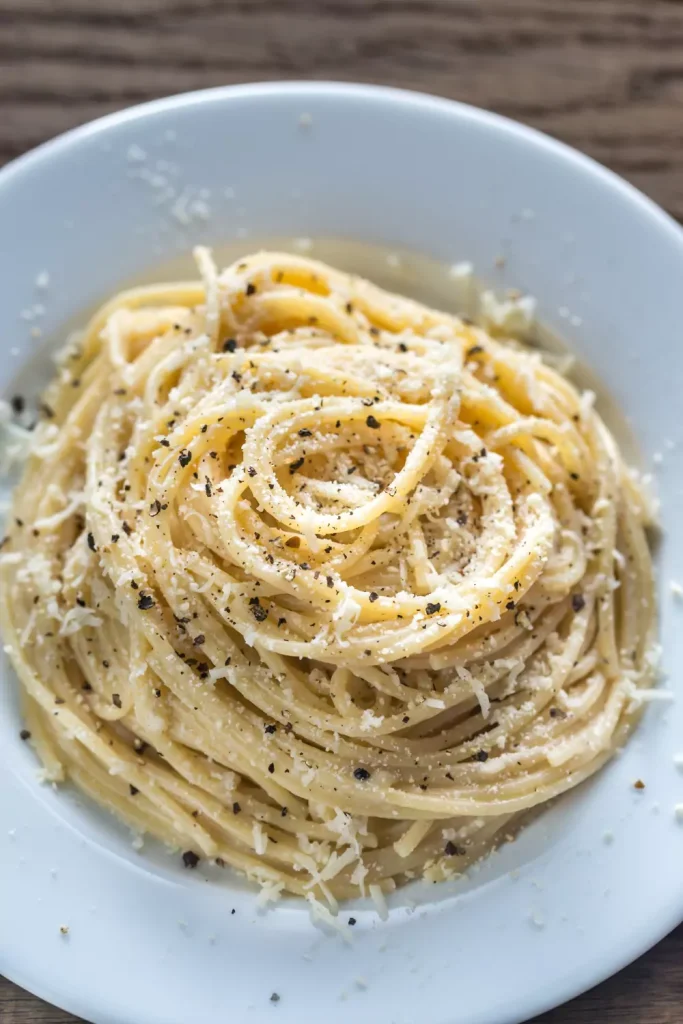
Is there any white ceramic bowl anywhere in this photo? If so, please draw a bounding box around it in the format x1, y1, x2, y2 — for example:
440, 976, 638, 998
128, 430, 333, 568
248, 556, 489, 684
1, 82, 682, 1024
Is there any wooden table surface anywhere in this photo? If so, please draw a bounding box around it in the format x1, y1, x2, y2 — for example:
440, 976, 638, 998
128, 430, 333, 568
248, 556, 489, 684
1, 1, 682, 1021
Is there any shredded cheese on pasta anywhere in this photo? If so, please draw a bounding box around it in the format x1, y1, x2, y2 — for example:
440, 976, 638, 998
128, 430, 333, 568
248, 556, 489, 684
0, 250, 656, 905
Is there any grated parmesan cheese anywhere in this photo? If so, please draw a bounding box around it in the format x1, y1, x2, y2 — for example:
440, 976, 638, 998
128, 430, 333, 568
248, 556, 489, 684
255, 880, 285, 907
305, 894, 351, 939
369, 883, 389, 921
58, 605, 104, 637
360, 709, 384, 731
449, 261, 473, 279
332, 593, 362, 639
252, 822, 268, 855
467, 674, 491, 719
480, 289, 537, 334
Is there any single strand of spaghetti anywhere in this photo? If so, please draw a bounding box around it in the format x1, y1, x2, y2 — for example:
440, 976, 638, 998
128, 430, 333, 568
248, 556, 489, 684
194, 245, 221, 346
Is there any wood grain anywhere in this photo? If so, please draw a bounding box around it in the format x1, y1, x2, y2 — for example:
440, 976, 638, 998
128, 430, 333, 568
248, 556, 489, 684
1, 1, 682, 1021
2, 0, 683, 219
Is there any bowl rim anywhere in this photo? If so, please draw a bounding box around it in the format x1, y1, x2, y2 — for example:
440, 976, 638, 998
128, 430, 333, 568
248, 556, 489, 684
1, 79, 681, 247
1, 80, 683, 1024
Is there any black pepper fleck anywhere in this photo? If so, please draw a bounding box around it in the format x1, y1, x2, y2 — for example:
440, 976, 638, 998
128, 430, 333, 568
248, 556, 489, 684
249, 597, 268, 622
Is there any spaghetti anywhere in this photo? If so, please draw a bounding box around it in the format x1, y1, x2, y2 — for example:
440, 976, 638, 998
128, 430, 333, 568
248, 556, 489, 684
0, 250, 656, 908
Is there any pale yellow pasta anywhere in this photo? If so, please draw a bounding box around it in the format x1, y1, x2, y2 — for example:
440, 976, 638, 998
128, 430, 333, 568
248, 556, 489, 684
0, 250, 656, 903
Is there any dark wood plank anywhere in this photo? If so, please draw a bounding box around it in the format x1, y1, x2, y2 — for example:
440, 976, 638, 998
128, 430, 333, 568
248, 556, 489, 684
1, 0, 683, 218
1, 1, 682, 1021
3, 0, 683, 220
